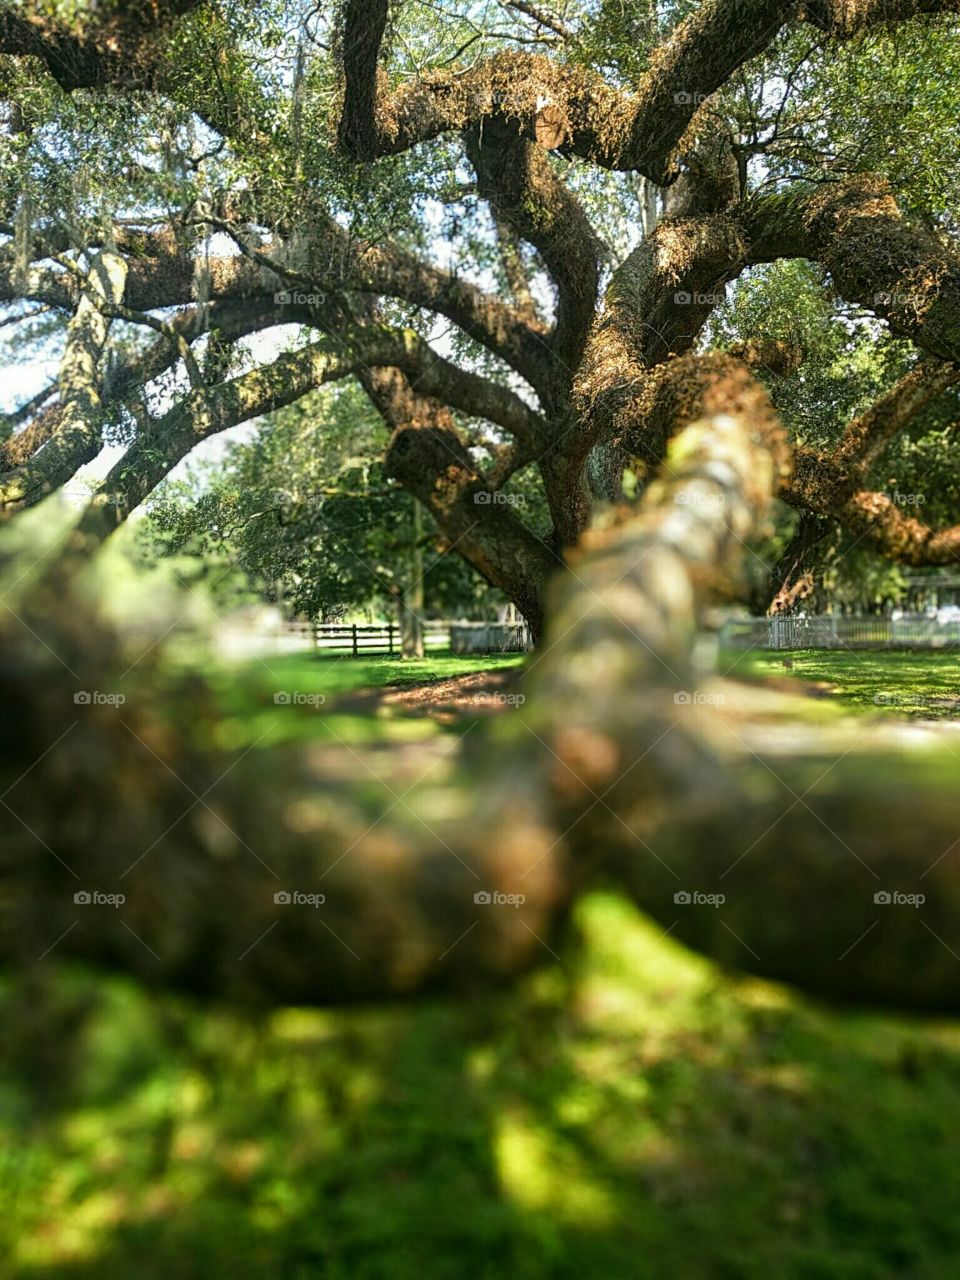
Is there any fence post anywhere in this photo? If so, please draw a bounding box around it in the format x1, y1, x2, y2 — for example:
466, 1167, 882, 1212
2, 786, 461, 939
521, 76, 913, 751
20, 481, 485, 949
388, 623, 395, 656
352, 624, 358, 658
312, 620, 319, 650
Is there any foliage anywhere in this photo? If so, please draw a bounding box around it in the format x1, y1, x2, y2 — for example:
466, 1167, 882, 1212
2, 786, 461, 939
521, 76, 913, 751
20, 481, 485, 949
138, 383, 530, 619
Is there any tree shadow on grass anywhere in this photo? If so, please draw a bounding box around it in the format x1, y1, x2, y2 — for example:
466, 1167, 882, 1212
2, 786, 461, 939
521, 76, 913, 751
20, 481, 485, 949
5, 893, 960, 1280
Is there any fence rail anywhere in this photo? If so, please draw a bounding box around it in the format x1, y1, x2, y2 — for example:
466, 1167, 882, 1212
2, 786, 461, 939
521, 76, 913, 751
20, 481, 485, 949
271, 620, 532, 656
721, 615, 960, 651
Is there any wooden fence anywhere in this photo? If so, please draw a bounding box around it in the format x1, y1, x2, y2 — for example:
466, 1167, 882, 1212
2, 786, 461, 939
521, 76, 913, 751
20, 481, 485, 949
277, 620, 532, 656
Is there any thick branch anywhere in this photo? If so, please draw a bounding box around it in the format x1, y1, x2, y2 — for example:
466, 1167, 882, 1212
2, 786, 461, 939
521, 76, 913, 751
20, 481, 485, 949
787, 447, 960, 565
0, 1, 205, 92
334, 0, 959, 179
7, 367, 960, 1010
833, 360, 960, 473
363, 365, 557, 634
465, 120, 601, 398
746, 177, 960, 364
0, 251, 127, 513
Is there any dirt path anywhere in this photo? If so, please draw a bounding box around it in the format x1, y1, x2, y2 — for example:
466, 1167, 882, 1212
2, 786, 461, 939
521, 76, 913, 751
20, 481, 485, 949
331, 669, 523, 723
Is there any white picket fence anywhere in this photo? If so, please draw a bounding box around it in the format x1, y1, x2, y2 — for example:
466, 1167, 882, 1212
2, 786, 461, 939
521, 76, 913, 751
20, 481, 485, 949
449, 622, 531, 653
721, 615, 960, 651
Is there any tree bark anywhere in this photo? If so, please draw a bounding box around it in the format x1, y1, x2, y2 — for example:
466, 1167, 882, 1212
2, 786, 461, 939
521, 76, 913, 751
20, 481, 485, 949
400, 498, 425, 659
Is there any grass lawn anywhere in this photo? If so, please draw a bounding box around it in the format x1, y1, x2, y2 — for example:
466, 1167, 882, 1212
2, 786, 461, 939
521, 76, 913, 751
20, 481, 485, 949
722, 647, 960, 719
5, 892, 960, 1279
196, 649, 526, 750
6, 648, 960, 1277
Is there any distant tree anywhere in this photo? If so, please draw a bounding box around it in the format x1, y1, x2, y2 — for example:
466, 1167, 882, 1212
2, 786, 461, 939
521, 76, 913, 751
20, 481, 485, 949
139, 381, 541, 626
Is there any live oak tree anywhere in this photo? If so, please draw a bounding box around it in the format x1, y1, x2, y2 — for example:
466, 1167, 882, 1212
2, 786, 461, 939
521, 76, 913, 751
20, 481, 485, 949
4, 0, 960, 1013
5, 0, 960, 630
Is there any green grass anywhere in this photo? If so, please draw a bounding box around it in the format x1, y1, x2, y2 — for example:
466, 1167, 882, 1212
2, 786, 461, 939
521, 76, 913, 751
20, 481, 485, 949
7, 649, 960, 1276
194, 650, 525, 750
722, 647, 960, 719
5, 893, 960, 1279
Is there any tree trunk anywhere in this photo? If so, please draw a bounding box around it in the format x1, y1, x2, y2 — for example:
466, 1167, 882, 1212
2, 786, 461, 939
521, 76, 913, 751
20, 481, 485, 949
399, 498, 425, 658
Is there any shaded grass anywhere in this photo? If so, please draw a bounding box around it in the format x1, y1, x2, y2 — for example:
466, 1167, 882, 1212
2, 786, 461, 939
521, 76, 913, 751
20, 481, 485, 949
721, 647, 960, 720
8, 650, 960, 1275
4, 893, 960, 1279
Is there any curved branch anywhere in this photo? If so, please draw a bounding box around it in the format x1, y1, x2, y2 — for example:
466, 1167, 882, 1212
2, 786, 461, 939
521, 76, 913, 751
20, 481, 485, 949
0, 0, 205, 92
61, 321, 546, 549
465, 120, 601, 397
334, 0, 959, 179
787, 447, 960, 565
833, 359, 960, 473
0, 251, 127, 514
361, 364, 557, 633
745, 177, 960, 364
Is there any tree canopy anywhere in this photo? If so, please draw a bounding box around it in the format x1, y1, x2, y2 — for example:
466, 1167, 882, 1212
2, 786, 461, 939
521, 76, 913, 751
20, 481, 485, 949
3, 0, 960, 629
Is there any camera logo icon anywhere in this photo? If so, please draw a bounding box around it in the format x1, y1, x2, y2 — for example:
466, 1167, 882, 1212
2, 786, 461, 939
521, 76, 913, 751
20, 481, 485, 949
673, 290, 692, 305
74, 691, 92, 704
874, 890, 892, 905
74, 890, 91, 904
274, 890, 292, 905
474, 891, 492, 904
473, 491, 492, 504
274, 290, 291, 304
274, 692, 291, 704
673, 890, 691, 904
674, 691, 691, 704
